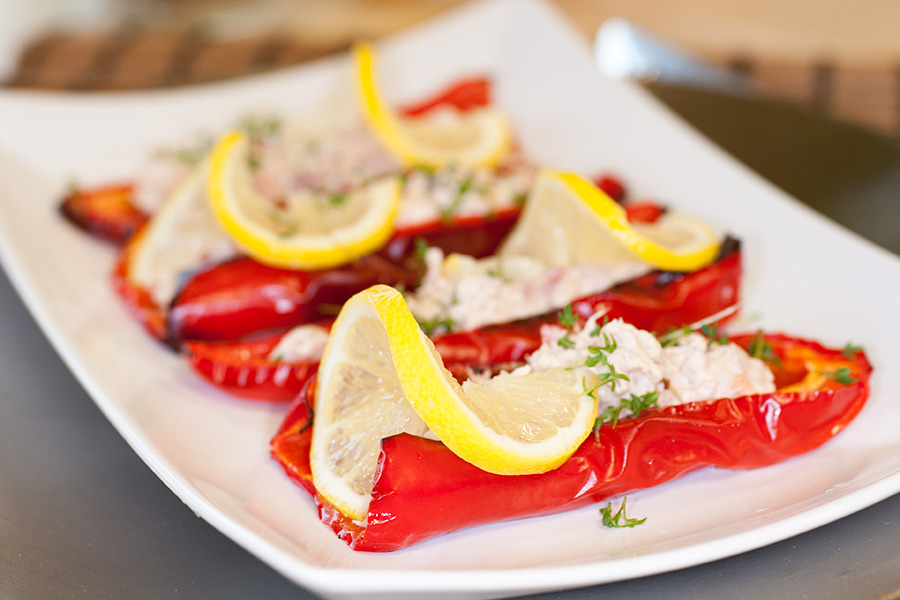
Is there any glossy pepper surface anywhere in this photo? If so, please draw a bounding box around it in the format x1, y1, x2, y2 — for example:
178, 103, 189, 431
271, 333, 872, 551
184, 241, 740, 401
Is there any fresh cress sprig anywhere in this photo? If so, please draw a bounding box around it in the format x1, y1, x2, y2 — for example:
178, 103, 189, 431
599, 496, 646, 528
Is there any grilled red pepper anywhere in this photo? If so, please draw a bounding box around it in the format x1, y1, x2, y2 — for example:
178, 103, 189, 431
60, 183, 148, 244
184, 330, 325, 402
167, 209, 520, 344
271, 333, 872, 551
111, 228, 168, 340
184, 243, 740, 401
103, 77, 515, 344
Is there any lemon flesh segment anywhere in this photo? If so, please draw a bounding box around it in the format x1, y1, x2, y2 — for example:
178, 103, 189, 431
354, 42, 512, 168
500, 170, 720, 272
310, 289, 429, 521
207, 131, 400, 270
128, 163, 237, 305
310, 285, 598, 520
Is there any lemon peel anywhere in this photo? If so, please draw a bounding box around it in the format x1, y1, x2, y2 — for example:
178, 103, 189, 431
354, 42, 512, 168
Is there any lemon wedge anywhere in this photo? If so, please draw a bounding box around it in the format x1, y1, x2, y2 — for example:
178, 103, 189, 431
310, 284, 598, 520
354, 42, 512, 168
207, 130, 400, 269
500, 170, 721, 272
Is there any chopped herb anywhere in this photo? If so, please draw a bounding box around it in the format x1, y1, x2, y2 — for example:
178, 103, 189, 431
156, 144, 210, 166
417, 315, 456, 335
700, 323, 728, 346
458, 176, 474, 196
657, 325, 692, 347
238, 114, 282, 137
439, 174, 474, 222
557, 304, 577, 330
486, 257, 504, 278
414, 236, 429, 260
512, 192, 527, 206
595, 368, 629, 391
590, 316, 609, 337
558, 336, 576, 349
842, 343, 864, 360
247, 152, 261, 170
65, 178, 82, 194
599, 497, 646, 528
585, 334, 617, 367
594, 390, 658, 430
817, 367, 857, 385
748, 330, 782, 367
328, 194, 347, 207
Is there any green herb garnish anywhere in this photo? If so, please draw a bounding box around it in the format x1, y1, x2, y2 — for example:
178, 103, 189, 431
817, 367, 857, 385
599, 497, 646, 528
594, 390, 658, 430
747, 330, 782, 367
700, 323, 728, 346
413, 236, 430, 260
657, 325, 692, 347
842, 343, 863, 360
417, 315, 456, 336
557, 304, 577, 330
585, 334, 617, 367
558, 336, 576, 349
238, 114, 282, 137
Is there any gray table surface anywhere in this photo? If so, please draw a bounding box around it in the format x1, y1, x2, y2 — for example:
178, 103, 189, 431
2, 84, 900, 600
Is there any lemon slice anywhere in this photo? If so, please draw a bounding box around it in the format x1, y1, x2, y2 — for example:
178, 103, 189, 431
311, 284, 598, 520
354, 42, 512, 168
500, 170, 721, 272
128, 164, 237, 306
207, 130, 401, 269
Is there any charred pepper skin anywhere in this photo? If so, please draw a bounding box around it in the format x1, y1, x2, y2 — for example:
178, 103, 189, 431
60, 183, 148, 245
271, 334, 872, 551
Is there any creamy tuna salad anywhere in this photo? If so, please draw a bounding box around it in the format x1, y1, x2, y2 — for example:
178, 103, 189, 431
130, 110, 535, 309
517, 315, 775, 420
406, 247, 653, 333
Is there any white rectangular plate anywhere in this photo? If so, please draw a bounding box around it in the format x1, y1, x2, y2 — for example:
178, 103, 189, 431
1, 1, 899, 598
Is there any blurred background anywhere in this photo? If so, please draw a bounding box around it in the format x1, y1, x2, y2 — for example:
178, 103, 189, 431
4, 0, 900, 139
2, 0, 899, 254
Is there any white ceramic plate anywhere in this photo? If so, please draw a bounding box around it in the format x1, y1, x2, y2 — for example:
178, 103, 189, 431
1, 1, 899, 598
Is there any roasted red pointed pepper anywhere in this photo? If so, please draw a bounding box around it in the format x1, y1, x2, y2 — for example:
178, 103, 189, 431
101, 77, 519, 344
184, 330, 325, 401
271, 333, 872, 551
167, 209, 519, 344
184, 242, 740, 401
60, 183, 148, 244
